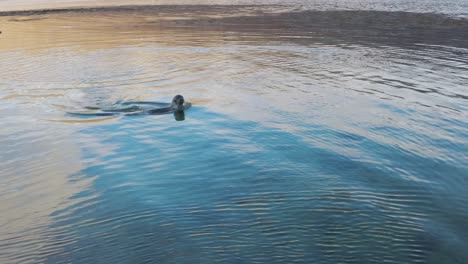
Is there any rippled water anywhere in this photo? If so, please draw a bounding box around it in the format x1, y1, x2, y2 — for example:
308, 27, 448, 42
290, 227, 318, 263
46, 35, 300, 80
0, 4, 467, 264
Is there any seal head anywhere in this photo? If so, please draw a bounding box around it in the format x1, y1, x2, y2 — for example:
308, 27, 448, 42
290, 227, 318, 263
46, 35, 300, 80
172, 95, 185, 109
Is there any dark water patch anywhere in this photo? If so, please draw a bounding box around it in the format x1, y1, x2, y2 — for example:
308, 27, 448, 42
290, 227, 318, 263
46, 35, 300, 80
173, 10, 468, 49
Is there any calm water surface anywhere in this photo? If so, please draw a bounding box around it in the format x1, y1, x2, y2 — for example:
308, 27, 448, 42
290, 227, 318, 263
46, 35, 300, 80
0, 4, 467, 264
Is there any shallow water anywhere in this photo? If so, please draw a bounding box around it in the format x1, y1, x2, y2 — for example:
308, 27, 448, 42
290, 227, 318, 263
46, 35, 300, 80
0, 4, 467, 264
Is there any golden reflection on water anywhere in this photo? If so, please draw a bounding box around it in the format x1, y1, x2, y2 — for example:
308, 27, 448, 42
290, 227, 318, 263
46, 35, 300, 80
0, 5, 277, 53
47, 115, 120, 123
3, 93, 64, 99
0, 8, 261, 120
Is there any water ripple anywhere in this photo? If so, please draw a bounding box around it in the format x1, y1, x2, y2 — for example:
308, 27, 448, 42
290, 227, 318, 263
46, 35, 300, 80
1, 5, 467, 264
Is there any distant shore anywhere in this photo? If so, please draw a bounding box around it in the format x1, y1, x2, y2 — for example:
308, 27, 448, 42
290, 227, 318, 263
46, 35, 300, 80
0, 0, 240, 12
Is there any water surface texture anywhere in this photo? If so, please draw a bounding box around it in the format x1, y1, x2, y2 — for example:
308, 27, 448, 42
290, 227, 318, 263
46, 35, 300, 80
0, 4, 467, 264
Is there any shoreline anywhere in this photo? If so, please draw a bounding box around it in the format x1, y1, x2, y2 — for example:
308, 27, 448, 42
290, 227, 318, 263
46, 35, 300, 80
0, 0, 255, 12
0, 4, 272, 17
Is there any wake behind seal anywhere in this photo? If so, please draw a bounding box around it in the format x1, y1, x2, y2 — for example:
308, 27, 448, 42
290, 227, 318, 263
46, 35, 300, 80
67, 94, 192, 121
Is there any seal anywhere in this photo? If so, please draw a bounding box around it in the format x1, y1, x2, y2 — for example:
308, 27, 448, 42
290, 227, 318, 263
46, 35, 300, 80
67, 94, 191, 120
146, 94, 189, 114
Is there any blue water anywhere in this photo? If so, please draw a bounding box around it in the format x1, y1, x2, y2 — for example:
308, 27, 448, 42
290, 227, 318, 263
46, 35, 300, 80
0, 4, 467, 264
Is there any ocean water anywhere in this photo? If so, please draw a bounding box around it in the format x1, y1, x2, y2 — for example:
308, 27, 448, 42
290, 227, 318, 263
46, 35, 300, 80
0, 4, 467, 264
